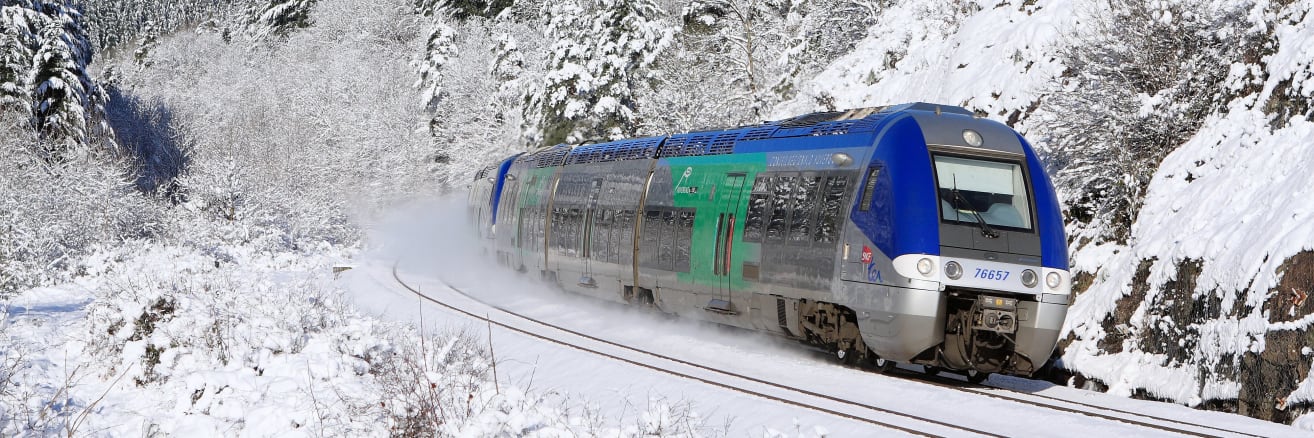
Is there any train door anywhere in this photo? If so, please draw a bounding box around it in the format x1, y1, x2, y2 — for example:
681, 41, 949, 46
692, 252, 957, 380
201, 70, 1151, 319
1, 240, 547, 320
580, 178, 602, 287
712, 173, 747, 310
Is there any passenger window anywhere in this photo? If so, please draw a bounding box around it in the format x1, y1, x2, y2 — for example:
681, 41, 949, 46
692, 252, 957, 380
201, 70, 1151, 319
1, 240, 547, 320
618, 210, 635, 265
744, 175, 770, 243
659, 211, 677, 270
814, 177, 849, 243
642, 210, 662, 269
676, 210, 695, 272
551, 208, 565, 250
790, 176, 821, 242
568, 208, 582, 255
766, 177, 794, 242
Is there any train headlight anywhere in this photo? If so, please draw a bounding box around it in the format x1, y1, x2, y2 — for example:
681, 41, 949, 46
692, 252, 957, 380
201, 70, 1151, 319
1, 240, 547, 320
945, 261, 963, 280
1021, 269, 1038, 288
963, 129, 983, 147
917, 258, 934, 276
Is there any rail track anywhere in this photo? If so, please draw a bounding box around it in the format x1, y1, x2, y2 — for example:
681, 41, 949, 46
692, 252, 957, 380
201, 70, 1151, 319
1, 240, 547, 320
390, 263, 1262, 437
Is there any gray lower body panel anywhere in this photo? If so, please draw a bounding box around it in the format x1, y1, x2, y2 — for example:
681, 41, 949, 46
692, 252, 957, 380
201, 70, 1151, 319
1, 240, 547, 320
839, 282, 946, 362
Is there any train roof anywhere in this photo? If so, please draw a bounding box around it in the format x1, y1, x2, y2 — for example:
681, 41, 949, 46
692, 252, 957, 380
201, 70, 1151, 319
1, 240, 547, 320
515, 102, 976, 169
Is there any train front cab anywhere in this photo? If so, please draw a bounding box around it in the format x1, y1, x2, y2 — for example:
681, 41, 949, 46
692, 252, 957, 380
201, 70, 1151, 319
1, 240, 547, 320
838, 107, 1071, 377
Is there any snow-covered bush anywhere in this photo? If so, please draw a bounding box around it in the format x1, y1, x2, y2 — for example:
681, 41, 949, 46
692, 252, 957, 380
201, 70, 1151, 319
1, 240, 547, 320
369, 327, 490, 435
100, 0, 436, 251
0, 116, 165, 298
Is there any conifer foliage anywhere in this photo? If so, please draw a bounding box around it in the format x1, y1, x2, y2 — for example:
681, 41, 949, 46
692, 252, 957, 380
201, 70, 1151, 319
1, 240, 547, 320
80, 0, 232, 50
414, 10, 457, 109
0, 0, 107, 162
526, 0, 673, 145
244, 0, 319, 40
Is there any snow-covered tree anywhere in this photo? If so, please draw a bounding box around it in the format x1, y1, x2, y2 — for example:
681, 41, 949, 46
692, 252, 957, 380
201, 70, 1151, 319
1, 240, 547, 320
80, 0, 235, 50
244, 0, 318, 40
659, 0, 871, 126
0, 1, 108, 161
132, 20, 158, 69
1042, 0, 1258, 245
0, 6, 33, 115
415, 0, 512, 19
415, 10, 457, 109
526, 0, 673, 145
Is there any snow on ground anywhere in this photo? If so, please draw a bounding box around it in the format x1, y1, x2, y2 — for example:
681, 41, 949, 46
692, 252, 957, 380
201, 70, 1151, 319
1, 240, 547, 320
348, 198, 1307, 436
0, 243, 400, 436
4, 195, 1310, 435
0, 235, 714, 436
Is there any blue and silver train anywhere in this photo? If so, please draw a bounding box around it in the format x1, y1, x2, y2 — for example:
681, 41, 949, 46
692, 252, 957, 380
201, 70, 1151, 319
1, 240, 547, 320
468, 103, 1070, 381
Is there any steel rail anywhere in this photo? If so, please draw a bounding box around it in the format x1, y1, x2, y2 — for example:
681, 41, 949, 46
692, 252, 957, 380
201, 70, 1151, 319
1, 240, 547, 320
391, 263, 993, 437
394, 263, 1252, 437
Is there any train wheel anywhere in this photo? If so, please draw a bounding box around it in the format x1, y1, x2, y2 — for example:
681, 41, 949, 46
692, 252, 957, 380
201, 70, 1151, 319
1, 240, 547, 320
871, 356, 895, 374
837, 348, 860, 367
922, 365, 942, 377
966, 369, 990, 384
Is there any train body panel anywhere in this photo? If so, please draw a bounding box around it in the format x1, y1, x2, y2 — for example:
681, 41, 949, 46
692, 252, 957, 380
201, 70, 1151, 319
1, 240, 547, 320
468, 103, 1070, 378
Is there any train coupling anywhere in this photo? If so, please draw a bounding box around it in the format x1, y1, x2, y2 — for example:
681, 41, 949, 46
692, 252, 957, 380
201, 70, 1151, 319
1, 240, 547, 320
972, 295, 1018, 334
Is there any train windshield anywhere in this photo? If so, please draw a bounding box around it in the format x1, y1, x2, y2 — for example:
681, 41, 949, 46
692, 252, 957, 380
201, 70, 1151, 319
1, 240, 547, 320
933, 155, 1033, 231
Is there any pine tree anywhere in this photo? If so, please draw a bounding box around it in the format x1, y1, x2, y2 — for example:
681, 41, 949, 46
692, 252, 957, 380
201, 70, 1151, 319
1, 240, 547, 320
1, 1, 106, 160
415, 0, 512, 19
132, 20, 158, 69
672, 0, 871, 123
0, 5, 34, 115
527, 0, 673, 145
244, 0, 318, 40
415, 13, 457, 109
80, 0, 234, 50
29, 3, 101, 159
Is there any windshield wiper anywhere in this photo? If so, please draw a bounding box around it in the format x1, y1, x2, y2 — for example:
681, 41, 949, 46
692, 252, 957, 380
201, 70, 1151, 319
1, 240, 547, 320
951, 188, 1000, 239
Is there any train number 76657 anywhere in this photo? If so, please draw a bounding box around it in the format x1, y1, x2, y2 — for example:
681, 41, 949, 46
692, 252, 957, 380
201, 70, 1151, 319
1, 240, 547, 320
974, 268, 1010, 281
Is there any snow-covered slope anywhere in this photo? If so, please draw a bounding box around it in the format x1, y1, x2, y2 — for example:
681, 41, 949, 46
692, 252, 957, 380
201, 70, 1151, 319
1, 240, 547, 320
773, 0, 1075, 131
780, 0, 1314, 426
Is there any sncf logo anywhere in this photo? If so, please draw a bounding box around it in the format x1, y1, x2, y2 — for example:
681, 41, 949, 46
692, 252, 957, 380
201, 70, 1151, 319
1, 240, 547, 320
860, 246, 873, 264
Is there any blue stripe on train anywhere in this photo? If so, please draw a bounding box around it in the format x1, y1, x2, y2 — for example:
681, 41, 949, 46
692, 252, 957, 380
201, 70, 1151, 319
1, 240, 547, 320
1021, 135, 1069, 270
489, 153, 521, 225
850, 115, 941, 258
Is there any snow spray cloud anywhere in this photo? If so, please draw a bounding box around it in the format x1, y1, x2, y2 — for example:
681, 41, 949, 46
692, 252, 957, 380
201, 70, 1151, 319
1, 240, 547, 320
367, 195, 818, 367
